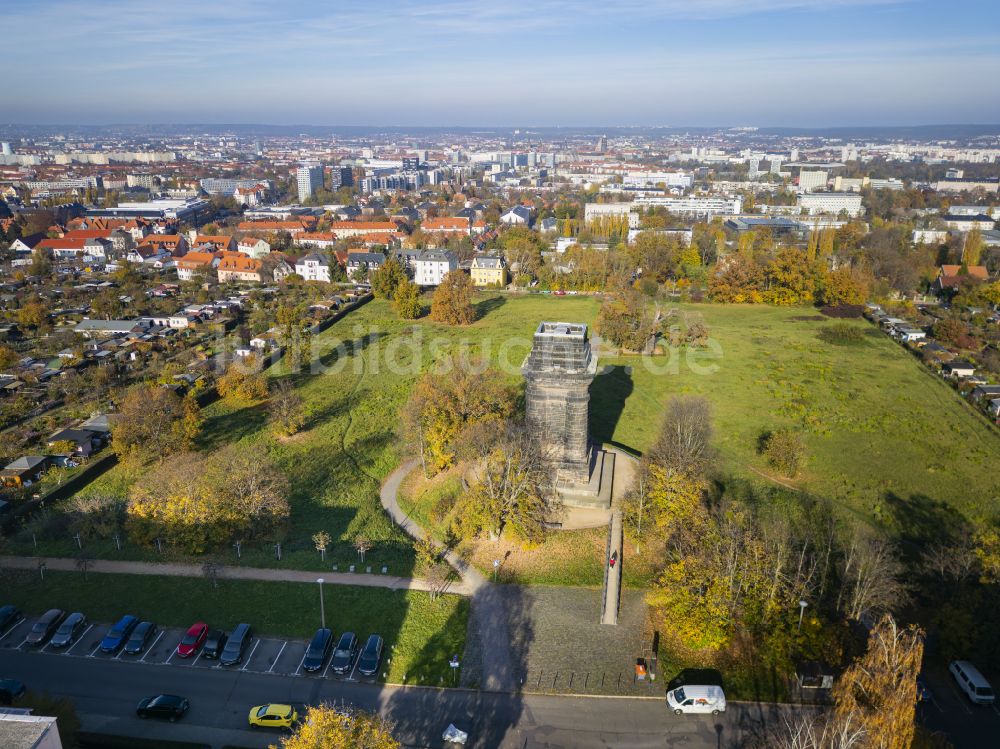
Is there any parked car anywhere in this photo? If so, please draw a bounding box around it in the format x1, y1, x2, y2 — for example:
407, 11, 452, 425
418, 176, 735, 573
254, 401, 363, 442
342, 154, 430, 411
136, 694, 189, 722
25, 609, 66, 647
125, 621, 157, 655
0, 679, 26, 705
248, 703, 298, 729
0, 605, 23, 636
330, 632, 359, 675
666, 684, 726, 715
50, 612, 88, 648
100, 615, 139, 653
176, 622, 208, 658
949, 660, 995, 705
357, 634, 384, 677
202, 629, 227, 660
302, 628, 333, 673
220, 623, 252, 666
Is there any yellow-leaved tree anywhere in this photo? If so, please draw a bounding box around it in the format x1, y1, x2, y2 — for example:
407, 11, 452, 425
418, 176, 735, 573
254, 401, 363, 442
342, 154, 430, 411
833, 614, 924, 749
272, 705, 399, 749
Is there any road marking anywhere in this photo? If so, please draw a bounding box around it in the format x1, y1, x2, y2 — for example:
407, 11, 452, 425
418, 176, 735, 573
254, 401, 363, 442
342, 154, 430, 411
992, 704, 1000, 718
68, 624, 95, 655
86, 641, 103, 658
15, 636, 31, 650
141, 631, 165, 662
947, 682, 973, 715
192, 649, 203, 666
0, 620, 25, 643
322, 654, 336, 678
293, 650, 307, 677
267, 641, 287, 673
165, 645, 178, 665
240, 640, 261, 672
345, 652, 361, 682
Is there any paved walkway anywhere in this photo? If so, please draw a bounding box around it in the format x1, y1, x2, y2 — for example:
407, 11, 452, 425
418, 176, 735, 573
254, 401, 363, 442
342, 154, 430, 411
0, 554, 473, 595
380, 459, 517, 692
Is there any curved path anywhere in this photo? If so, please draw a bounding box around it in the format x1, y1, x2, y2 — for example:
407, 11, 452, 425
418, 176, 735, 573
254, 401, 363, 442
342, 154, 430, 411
380, 459, 517, 692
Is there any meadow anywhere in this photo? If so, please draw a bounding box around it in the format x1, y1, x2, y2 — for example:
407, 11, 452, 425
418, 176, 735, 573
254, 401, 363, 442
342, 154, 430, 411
10, 294, 1000, 573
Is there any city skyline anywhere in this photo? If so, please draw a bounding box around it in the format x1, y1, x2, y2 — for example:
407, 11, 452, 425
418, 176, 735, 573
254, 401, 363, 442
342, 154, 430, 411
7, 0, 1000, 126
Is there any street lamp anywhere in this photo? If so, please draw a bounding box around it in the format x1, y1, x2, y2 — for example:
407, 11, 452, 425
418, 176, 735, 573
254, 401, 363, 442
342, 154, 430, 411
317, 578, 326, 629
798, 599, 808, 631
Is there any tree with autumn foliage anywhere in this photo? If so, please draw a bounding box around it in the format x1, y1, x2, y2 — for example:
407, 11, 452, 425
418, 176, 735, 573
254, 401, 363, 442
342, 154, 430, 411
126, 445, 289, 553
112, 384, 202, 460
458, 419, 554, 544
429, 269, 475, 325
272, 704, 400, 749
401, 357, 518, 474
595, 288, 658, 350
817, 266, 869, 306
832, 614, 924, 749
217, 355, 269, 403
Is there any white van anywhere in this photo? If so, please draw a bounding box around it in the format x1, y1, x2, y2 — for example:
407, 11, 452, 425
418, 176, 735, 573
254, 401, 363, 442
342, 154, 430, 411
666, 684, 726, 715
949, 660, 995, 705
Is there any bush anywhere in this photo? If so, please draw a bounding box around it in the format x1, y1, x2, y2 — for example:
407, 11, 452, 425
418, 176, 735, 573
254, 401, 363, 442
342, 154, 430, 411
818, 323, 866, 345
820, 304, 864, 318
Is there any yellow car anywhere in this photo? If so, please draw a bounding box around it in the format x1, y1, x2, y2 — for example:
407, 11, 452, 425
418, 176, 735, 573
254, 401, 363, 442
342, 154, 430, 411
248, 703, 298, 729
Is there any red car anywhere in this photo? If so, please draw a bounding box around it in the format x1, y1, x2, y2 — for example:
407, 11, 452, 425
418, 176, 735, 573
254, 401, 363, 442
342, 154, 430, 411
176, 622, 208, 658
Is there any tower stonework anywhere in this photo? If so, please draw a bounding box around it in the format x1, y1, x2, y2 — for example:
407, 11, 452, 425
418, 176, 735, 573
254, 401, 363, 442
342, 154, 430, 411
522, 322, 596, 485
522, 323, 612, 508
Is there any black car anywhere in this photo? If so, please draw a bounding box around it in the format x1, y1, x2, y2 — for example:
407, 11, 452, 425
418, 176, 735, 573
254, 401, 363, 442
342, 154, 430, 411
220, 623, 252, 666
0, 605, 23, 635
0, 679, 26, 706
124, 621, 157, 655
202, 629, 227, 660
302, 628, 333, 673
25, 609, 66, 647
136, 694, 189, 722
330, 632, 359, 675
357, 634, 384, 677
50, 612, 88, 648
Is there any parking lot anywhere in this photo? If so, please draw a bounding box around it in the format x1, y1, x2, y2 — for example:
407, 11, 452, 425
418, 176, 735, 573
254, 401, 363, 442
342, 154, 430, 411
0, 613, 380, 682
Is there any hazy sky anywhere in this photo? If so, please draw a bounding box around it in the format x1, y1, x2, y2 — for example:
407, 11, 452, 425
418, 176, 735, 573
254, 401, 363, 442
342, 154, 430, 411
7, 0, 1000, 126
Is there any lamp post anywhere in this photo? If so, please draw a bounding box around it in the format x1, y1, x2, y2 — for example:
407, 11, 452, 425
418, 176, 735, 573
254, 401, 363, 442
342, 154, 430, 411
317, 578, 326, 629
798, 599, 808, 631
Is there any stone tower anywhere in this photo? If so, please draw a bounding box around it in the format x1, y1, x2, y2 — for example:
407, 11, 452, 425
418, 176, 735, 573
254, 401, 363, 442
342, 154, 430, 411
522, 322, 597, 487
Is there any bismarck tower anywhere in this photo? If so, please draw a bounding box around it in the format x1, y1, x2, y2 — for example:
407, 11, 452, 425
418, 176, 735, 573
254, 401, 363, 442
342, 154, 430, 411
522, 322, 614, 510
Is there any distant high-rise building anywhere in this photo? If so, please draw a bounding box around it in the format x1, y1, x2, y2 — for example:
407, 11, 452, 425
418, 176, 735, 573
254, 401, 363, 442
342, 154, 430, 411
770, 157, 783, 174
330, 166, 353, 190
0, 142, 11, 156
596, 135, 608, 153
296, 163, 324, 202
402, 157, 420, 171
253, 139, 262, 156
790, 148, 799, 162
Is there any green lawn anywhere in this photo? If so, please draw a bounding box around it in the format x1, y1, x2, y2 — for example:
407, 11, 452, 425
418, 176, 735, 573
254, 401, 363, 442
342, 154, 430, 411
0, 569, 467, 686
12, 295, 1000, 573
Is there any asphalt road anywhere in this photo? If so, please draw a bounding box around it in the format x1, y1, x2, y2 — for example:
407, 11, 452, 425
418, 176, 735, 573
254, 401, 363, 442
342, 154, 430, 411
0, 639, 806, 749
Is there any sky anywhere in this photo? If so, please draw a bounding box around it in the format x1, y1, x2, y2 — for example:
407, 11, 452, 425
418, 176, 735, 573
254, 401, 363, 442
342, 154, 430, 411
6, 0, 1000, 127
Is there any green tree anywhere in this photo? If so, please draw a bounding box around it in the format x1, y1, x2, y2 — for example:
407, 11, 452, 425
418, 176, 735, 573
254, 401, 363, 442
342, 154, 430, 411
392, 279, 423, 319
371, 257, 408, 299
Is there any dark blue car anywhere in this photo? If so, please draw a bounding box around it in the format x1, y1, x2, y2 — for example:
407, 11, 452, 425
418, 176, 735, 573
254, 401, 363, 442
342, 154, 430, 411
100, 615, 139, 653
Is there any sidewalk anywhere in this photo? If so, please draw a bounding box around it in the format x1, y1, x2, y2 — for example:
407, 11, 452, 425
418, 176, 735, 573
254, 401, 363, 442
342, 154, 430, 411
380, 460, 516, 692
0, 554, 473, 596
